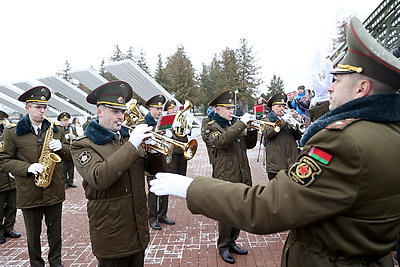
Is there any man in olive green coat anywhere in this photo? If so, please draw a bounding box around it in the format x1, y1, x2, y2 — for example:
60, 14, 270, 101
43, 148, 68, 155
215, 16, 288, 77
71, 81, 154, 267
150, 17, 400, 266
263, 93, 303, 180
0, 86, 70, 267
202, 89, 258, 264
0, 111, 21, 244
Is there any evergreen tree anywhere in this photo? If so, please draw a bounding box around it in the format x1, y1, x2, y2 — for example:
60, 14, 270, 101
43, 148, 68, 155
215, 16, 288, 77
110, 44, 125, 62
197, 62, 214, 113
125, 46, 134, 61
134, 48, 151, 76
57, 60, 74, 84
236, 38, 262, 108
154, 54, 168, 87
265, 75, 285, 100
162, 46, 198, 106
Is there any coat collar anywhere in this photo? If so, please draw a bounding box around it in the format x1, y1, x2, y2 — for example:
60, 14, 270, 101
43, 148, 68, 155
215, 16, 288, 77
300, 93, 400, 146
211, 112, 237, 128
84, 120, 130, 145
16, 114, 59, 136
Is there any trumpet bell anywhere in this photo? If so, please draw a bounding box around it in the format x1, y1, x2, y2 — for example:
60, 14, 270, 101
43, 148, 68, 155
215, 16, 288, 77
183, 139, 198, 160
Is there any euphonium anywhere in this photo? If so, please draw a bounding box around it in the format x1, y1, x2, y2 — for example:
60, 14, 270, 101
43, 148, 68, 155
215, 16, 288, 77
231, 115, 281, 133
35, 115, 62, 188
174, 100, 193, 137
123, 99, 145, 128
123, 99, 198, 160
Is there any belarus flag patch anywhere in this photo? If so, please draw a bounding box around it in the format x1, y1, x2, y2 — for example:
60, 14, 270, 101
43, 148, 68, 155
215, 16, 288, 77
308, 147, 332, 165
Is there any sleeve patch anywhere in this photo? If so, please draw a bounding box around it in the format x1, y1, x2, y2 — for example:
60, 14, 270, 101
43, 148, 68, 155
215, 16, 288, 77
308, 146, 332, 165
0, 140, 4, 151
288, 156, 322, 186
77, 151, 92, 166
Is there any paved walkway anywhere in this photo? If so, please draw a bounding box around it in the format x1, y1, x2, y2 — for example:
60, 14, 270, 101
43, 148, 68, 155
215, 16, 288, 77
0, 135, 398, 266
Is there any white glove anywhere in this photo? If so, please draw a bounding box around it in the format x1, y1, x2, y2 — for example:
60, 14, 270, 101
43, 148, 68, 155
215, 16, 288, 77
240, 113, 255, 124
49, 139, 62, 152
128, 124, 153, 148
28, 163, 44, 175
172, 120, 182, 129
65, 134, 75, 140
149, 172, 193, 198
184, 128, 191, 135
165, 129, 173, 138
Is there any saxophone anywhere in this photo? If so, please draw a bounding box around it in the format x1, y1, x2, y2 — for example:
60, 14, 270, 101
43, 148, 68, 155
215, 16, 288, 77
34, 115, 62, 188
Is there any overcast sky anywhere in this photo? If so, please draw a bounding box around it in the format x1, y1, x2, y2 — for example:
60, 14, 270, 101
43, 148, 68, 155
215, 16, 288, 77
0, 0, 382, 95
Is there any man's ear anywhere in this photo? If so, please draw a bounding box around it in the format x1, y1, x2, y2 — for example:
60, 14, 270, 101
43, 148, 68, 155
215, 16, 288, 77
357, 79, 372, 97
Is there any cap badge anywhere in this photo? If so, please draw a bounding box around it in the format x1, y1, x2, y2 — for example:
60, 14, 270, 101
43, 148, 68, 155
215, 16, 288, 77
40, 88, 46, 92
117, 96, 124, 104
41, 96, 46, 101
119, 83, 126, 88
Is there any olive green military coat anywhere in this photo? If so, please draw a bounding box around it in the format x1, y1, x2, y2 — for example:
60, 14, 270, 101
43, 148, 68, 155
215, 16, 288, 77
0, 116, 70, 208
263, 119, 302, 174
0, 171, 15, 192
204, 119, 257, 185
187, 120, 400, 266
71, 122, 150, 259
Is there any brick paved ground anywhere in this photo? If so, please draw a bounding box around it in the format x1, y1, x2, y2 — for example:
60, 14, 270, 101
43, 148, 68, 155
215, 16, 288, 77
0, 134, 398, 266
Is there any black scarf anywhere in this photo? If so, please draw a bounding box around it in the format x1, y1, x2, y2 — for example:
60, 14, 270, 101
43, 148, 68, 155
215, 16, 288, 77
267, 111, 280, 122
16, 114, 59, 136
300, 93, 400, 146
212, 112, 237, 128
84, 120, 130, 145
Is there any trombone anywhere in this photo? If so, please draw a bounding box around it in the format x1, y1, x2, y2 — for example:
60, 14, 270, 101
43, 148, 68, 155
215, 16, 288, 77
230, 114, 281, 133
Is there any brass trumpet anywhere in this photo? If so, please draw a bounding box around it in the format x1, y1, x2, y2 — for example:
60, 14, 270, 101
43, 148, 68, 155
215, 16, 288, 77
231, 114, 281, 132
122, 124, 198, 160
123, 99, 198, 160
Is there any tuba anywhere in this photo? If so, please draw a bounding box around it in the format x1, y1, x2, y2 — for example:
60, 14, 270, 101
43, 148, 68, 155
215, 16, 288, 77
173, 100, 193, 137
123, 99, 198, 160
34, 116, 62, 188
231, 115, 281, 133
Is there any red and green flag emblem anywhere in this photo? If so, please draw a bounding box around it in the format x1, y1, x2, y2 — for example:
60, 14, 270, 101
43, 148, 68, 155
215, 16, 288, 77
157, 114, 176, 130
254, 105, 264, 116
308, 147, 332, 165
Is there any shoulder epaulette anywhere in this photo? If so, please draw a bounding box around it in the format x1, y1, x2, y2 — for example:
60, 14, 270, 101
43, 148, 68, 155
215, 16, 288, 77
207, 120, 216, 126
55, 122, 61, 126
326, 118, 360, 130
6, 124, 16, 129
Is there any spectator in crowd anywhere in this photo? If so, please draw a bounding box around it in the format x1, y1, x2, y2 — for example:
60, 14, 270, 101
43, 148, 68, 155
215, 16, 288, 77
150, 17, 400, 266
72, 117, 84, 136
291, 85, 308, 116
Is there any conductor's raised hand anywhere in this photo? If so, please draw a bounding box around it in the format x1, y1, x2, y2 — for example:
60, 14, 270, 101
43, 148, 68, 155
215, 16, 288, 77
149, 172, 193, 198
